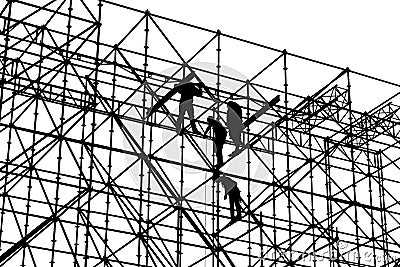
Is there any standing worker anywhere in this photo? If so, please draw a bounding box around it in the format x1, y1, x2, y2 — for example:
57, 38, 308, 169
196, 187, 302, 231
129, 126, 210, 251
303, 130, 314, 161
226, 95, 280, 157
226, 101, 245, 156
146, 72, 214, 135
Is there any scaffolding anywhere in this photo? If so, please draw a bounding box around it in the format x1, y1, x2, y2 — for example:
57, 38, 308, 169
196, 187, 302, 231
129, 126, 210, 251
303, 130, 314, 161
1, 1, 400, 266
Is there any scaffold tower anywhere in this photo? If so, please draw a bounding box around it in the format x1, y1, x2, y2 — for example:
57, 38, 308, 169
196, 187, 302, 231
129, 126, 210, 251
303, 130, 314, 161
1, 1, 400, 266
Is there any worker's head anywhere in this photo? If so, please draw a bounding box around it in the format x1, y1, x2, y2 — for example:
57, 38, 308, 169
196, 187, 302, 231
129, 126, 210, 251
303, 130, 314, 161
207, 116, 214, 123
227, 101, 242, 119
211, 169, 221, 182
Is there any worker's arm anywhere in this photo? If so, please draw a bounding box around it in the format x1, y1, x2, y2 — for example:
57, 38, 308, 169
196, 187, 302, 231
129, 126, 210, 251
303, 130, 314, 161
214, 177, 227, 199
146, 87, 179, 118
197, 82, 216, 100
203, 124, 212, 138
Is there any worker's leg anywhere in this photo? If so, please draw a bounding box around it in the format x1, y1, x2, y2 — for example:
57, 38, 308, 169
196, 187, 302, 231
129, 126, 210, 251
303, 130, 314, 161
227, 112, 244, 146
233, 188, 242, 218
229, 130, 244, 151
229, 193, 235, 219
228, 130, 244, 157
176, 100, 192, 134
186, 100, 194, 120
215, 142, 223, 168
215, 131, 226, 168
186, 101, 201, 134
176, 103, 186, 134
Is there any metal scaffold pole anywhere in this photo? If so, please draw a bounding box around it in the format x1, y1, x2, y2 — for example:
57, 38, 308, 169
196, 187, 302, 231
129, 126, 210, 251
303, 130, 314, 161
0, 1, 400, 266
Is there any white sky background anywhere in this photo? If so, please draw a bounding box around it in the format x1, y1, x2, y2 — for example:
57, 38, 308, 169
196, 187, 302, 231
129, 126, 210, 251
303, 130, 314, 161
127, 0, 400, 98
119, 3, 400, 265
92, 2, 400, 264
123, 4, 399, 264
2, 2, 398, 265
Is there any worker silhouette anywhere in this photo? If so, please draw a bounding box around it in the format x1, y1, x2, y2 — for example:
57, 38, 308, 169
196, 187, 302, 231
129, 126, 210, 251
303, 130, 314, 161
203, 116, 227, 169
146, 72, 214, 135
214, 174, 241, 221
226, 101, 245, 156
227, 95, 280, 157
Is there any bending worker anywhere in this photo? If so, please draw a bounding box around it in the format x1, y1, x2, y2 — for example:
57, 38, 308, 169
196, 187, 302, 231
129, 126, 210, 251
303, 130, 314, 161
203, 116, 227, 170
214, 174, 242, 221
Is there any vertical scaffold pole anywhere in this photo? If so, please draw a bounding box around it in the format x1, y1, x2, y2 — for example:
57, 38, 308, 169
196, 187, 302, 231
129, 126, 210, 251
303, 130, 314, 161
335, 228, 340, 267
74, 61, 88, 267
246, 79, 252, 267
138, 10, 150, 266
216, 30, 221, 102
364, 114, 378, 266
307, 97, 317, 267
283, 49, 292, 262
84, 1, 102, 266
272, 121, 277, 267
144, 11, 152, 267
176, 65, 186, 267
51, 0, 73, 264
259, 212, 264, 267
212, 140, 216, 267
7, 60, 21, 263
0, 0, 13, 120
377, 150, 388, 265
102, 48, 117, 267
176, 134, 184, 266
346, 68, 361, 266
215, 29, 221, 266
21, 25, 43, 267
324, 137, 334, 267
0, 1, 13, 251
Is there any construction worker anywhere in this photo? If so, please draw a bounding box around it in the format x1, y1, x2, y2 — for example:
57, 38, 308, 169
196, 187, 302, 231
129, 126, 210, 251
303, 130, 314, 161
146, 72, 214, 135
214, 174, 241, 221
226, 95, 280, 157
203, 116, 227, 169
226, 101, 245, 156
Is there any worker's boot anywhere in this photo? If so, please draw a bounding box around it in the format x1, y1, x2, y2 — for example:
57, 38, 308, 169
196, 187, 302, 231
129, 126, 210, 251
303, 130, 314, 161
190, 119, 201, 135
230, 209, 235, 222
236, 209, 242, 220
